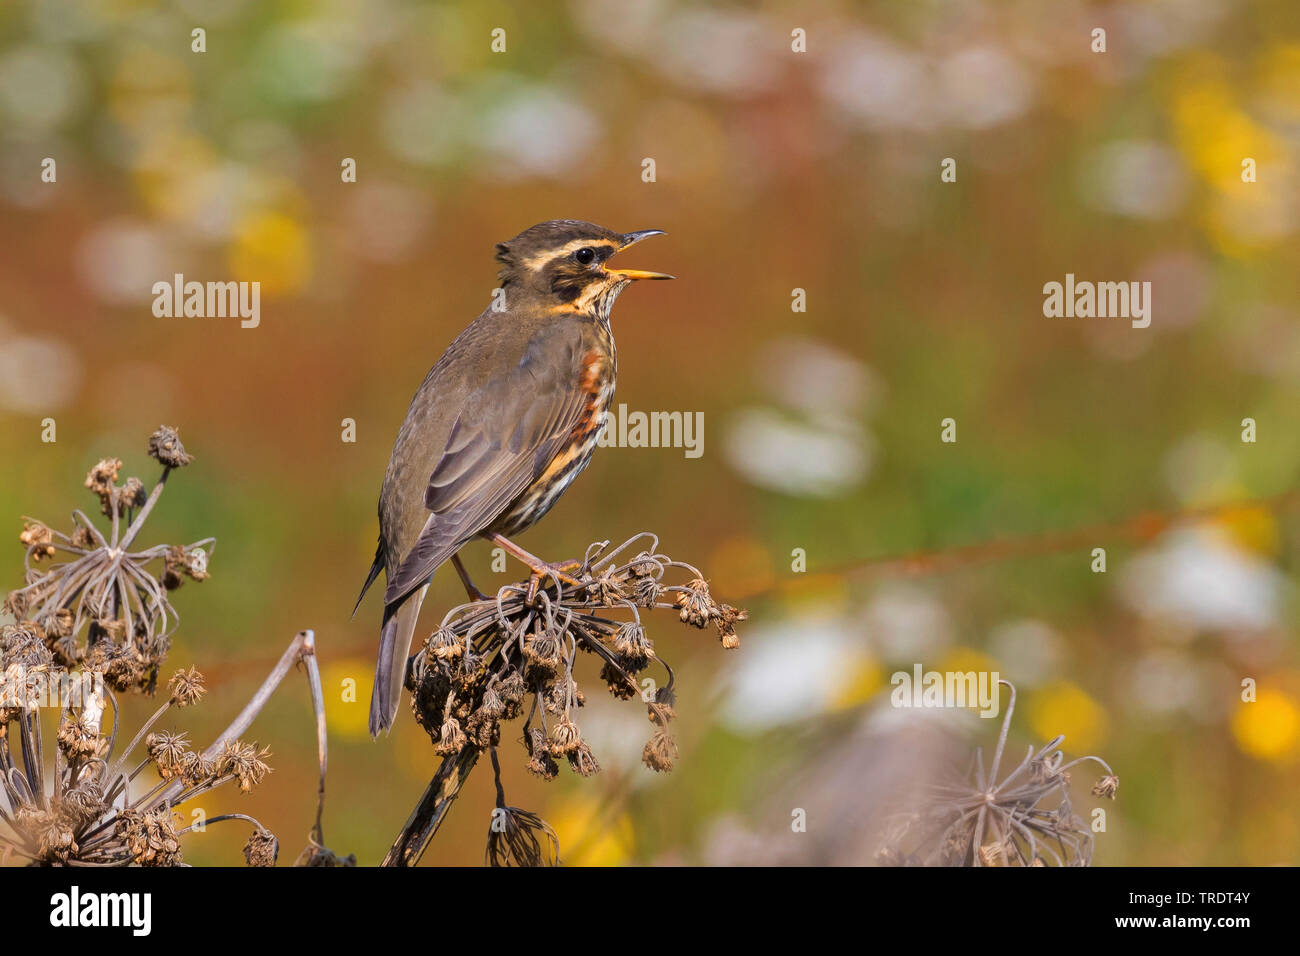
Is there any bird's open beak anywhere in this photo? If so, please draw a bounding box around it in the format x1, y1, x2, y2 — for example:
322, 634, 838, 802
606, 230, 674, 280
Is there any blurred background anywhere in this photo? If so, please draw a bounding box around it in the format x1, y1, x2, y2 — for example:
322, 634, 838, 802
1, 0, 1299, 865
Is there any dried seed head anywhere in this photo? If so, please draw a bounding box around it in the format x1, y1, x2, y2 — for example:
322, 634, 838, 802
2, 589, 29, 619
61, 782, 106, 823
163, 544, 209, 589
148, 425, 192, 468
100, 651, 144, 692
85, 458, 122, 500
295, 842, 358, 867
548, 716, 582, 756
642, 729, 679, 773
216, 739, 273, 793
435, 713, 468, 756
47, 607, 74, 639
648, 701, 674, 728
675, 579, 713, 628
485, 806, 559, 867
19, 521, 56, 561
714, 603, 746, 649
36, 813, 78, 863
180, 750, 214, 785
1091, 775, 1120, 799
567, 741, 601, 777
498, 670, 526, 703
526, 728, 559, 781
118, 476, 147, 512
613, 621, 654, 669
630, 558, 659, 577
122, 807, 183, 866
878, 682, 1107, 866
477, 684, 505, 723
146, 730, 191, 778
427, 626, 465, 661
168, 666, 206, 707
162, 548, 185, 590
522, 630, 563, 675
244, 828, 279, 867
56, 715, 104, 759
184, 546, 209, 582
632, 574, 662, 606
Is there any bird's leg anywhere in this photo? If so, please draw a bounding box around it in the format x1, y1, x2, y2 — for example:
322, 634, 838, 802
484, 532, 585, 603
450, 553, 490, 602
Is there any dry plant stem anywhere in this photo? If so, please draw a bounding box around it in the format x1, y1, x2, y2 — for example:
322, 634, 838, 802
104, 465, 171, 554
157, 629, 323, 808
382, 748, 480, 867
303, 640, 329, 839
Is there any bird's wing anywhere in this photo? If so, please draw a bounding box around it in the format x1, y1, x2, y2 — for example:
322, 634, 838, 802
382, 329, 591, 606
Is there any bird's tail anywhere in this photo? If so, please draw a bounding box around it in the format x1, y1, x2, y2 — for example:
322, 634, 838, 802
368, 584, 428, 738
352, 541, 384, 620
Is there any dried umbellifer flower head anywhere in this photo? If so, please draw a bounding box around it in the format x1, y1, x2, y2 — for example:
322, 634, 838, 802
876, 681, 1118, 867
244, 828, 280, 867
386, 534, 746, 866
148, 425, 192, 468
18, 521, 55, 561
485, 805, 559, 867
84, 457, 122, 500
642, 728, 679, 773
1, 439, 336, 870
6, 434, 215, 696
1092, 774, 1120, 799
168, 666, 206, 707
118, 476, 147, 512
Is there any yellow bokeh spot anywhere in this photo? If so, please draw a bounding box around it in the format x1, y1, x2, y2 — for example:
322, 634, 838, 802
829, 650, 883, 711
549, 797, 634, 866
1212, 505, 1280, 556
229, 211, 311, 295
1256, 43, 1300, 123
1232, 690, 1300, 763
925, 647, 1003, 714
938, 647, 998, 679
1027, 681, 1107, 753
321, 658, 371, 740
1171, 75, 1282, 191
1166, 62, 1296, 256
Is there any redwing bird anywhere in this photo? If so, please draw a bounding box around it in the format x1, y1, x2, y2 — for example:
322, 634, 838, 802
355, 220, 672, 736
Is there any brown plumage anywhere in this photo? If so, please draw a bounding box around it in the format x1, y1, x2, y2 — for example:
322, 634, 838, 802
356, 220, 672, 736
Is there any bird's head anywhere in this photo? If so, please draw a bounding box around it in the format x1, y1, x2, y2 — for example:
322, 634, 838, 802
494, 220, 673, 312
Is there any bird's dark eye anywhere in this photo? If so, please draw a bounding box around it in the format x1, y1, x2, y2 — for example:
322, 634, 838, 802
574, 247, 596, 265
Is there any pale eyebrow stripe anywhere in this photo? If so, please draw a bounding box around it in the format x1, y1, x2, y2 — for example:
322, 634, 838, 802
521, 238, 619, 271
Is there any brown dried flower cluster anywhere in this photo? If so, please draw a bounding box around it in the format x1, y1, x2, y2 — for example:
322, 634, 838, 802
875, 681, 1118, 867
0, 643, 275, 866
388, 533, 745, 866
407, 534, 743, 779
2, 432, 342, 868
5, 426, 212, 695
